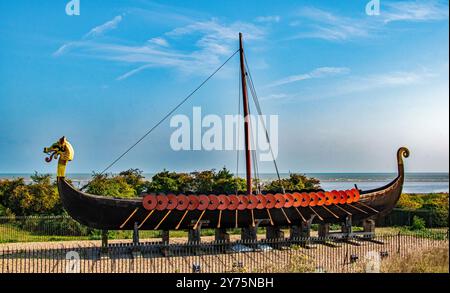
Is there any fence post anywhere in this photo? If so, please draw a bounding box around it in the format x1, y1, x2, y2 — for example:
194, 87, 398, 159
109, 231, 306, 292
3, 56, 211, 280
397, 231, 401, 254
101, 229, 108, 255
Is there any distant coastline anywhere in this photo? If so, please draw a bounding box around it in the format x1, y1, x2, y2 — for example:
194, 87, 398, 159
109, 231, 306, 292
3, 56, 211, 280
1, 172, 448, 194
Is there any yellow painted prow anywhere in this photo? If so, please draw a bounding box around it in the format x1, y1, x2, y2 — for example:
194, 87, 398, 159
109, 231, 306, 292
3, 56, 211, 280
43, 136, 74, 177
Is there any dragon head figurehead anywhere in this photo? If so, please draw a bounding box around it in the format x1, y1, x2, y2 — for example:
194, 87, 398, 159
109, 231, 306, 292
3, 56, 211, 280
44, 136, 74, 177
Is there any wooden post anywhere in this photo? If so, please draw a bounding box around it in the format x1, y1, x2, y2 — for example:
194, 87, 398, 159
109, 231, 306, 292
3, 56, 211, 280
161, 230, 170, 244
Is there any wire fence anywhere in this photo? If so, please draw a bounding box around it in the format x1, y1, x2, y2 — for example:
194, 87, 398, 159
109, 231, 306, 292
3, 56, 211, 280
1, 230, 448, 273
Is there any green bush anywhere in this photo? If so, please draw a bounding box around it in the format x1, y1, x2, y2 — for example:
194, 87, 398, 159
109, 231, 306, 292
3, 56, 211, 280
16, 214, 90, 236
0, 173, 62, 216
410, 216, 426, 231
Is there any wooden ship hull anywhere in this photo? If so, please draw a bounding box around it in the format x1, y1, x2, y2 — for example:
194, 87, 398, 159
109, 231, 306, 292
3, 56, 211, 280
57, 148, 409, 230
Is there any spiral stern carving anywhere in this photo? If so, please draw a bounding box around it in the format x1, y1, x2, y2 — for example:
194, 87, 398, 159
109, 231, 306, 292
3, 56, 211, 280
397, 147, 410, 177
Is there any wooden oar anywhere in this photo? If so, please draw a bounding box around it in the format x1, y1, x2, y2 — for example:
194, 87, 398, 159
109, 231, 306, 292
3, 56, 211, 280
119, 208, 139, 229
266, 209, 274, 225
154, 210, 172, 230
217, 210, 222, 229
250, 210, 256, 227
281, 208, 292, 224
355, 202, 379, 213
175, 210, 189, 230
334, 204, 352, 216
294, 207, 306, 222
138, 210, 155, 229
193, 210, 206, 230
347, 203, 368, 214
309, 206, 323, 221
321, 205, 339, 219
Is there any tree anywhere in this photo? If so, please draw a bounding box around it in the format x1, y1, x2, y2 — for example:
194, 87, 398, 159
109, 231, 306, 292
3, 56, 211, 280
86, 173, 136, 198
118, 169, 146, 194
263, 173, 321, 193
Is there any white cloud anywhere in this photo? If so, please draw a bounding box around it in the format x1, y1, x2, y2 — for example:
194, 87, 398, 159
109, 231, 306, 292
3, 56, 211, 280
382, 1, 449, 23
54, 15, 123, 56
113, 19, 264, 80
148, 37, 170, 47
290, 7, 372, 41
84, 15, 123, 38
262, 68, 435, 102
255, 15, 281, 23
53, 42, 76, 57
268, 67, 350, 87
260, 93, 289, 101
290, 2, 448, 41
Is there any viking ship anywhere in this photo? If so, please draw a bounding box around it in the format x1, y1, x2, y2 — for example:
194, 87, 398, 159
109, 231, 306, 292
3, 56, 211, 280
45, 33, 409, 231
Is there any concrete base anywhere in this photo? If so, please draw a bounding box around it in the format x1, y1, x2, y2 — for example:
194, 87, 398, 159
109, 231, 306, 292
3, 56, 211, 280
318, 223, 330, 238
241, 227, 257, 241
363, 219, 376, 233
188, 229, 201, 243
215, 228, 230, 242
266, 226, 284, 240
341, 216, 353, 235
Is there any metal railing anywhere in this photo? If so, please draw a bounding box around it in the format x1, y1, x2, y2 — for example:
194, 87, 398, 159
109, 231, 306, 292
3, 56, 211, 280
1, 230, 448, 273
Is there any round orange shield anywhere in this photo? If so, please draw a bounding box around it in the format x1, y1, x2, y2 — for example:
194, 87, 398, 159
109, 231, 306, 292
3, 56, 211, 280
237, 195, 249, 210
265, 194, 276, 209
316, 192, 326, 206
300, 193, 310, 207
227, 195, 240, 210
255, 194, 266, 209
197, 194, 209, 210
156, 194, 169, 210
345, 190, 354, 204
331, 190, 340, 205
207, 194, 220, 210
166, 194, 178, 210
284, 193, 295, 208
217, 194, 229, 210
142, 194, 157, 210
247, 195, 258, 209
339, 191, 347, 204
324, 191, 333, 206
292, 192, 302, 208
274, 193, 286, 208
352, 188, 360, 202
176, 194, 189, 211
309, 192, 319, 207
187, 195, 199, 210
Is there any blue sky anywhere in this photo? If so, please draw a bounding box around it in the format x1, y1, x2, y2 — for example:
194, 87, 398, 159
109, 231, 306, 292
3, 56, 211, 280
0, 0, 448, 174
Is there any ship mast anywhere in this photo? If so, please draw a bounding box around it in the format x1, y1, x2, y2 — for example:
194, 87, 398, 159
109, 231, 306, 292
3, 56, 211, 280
239, 33, 252, 195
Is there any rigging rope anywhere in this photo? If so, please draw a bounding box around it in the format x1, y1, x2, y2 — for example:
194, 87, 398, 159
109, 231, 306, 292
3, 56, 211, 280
235, 62, 242, 195
81, 49, 239, 191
